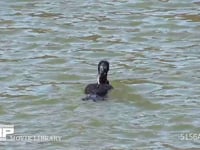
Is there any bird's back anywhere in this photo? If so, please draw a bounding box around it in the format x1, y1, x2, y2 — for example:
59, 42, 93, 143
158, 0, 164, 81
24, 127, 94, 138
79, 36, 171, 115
85, 83, 113, 97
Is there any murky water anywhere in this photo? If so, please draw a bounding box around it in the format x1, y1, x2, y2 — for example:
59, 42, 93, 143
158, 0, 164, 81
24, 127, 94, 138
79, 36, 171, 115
0, 0, 200, 149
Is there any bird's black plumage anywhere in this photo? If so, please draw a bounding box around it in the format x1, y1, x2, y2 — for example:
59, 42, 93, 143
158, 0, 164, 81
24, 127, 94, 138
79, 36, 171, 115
82, 60, 113, 101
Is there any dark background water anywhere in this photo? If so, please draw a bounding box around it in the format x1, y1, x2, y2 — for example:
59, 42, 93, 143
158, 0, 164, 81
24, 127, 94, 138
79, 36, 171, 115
0, 0, 200, 149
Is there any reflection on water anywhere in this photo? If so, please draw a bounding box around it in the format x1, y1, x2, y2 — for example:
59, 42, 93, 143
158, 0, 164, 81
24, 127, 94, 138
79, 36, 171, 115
0, 0, 200, 149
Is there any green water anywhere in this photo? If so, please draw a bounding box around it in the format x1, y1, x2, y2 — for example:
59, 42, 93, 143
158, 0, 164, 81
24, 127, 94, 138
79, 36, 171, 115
0, 0, 200, 149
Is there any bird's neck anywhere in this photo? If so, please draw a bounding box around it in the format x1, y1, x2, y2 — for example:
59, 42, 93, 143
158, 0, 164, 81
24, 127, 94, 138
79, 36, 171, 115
97, 74, 109, 84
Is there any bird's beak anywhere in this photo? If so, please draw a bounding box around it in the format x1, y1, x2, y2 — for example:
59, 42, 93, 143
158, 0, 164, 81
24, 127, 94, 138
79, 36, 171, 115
99, 65, 107, 76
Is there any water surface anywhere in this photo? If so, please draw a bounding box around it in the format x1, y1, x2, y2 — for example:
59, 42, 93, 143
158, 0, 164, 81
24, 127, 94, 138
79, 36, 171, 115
0, 0, 200, 149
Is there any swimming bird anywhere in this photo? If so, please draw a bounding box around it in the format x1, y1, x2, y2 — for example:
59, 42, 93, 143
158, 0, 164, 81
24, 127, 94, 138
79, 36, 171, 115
82, 60, 113, 101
